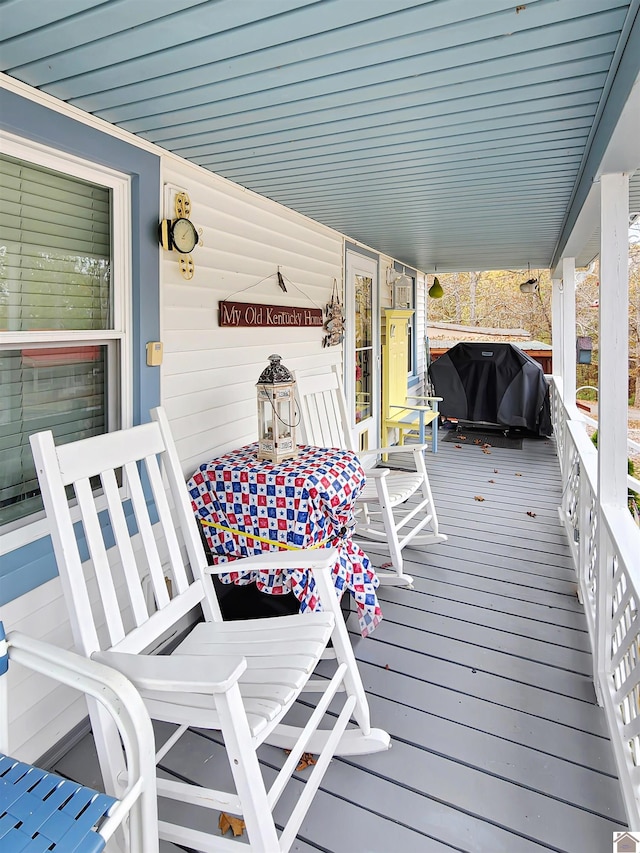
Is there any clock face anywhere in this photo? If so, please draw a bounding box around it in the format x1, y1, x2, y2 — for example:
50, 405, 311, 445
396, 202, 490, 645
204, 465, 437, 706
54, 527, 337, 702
171, 217, 198, 253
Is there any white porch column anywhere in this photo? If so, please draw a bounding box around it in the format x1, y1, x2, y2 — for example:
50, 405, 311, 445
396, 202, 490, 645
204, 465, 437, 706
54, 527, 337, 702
595, 171, 630, 712
597, 171, 630, 507
561, 257, 576, 403
551, 277, 563, 380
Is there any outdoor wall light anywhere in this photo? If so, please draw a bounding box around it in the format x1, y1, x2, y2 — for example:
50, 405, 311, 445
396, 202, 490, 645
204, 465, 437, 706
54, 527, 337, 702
519, 278, 539, 293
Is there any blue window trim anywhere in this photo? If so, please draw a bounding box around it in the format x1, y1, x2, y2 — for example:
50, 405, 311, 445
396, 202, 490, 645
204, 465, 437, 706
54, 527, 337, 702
0, 89, 161, 605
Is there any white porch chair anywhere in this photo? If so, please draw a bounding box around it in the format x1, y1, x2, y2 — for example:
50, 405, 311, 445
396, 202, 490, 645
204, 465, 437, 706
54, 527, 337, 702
0, 621, 157, 853
295, 365, 447, 586
29, 406, 389, 853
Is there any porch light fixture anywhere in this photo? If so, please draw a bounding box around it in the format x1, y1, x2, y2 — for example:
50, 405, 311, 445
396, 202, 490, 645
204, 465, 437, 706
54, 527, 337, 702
519, 263, 539, 293
389, 268, 412, 308
519, 278, 539, 293
256, 354, 298, 463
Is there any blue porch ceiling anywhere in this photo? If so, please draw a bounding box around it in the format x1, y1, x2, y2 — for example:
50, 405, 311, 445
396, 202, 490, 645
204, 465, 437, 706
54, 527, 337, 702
1, 0, 639, 273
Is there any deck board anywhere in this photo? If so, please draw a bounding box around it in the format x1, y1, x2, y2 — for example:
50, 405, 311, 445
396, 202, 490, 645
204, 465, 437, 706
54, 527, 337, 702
51, 432, 627, 851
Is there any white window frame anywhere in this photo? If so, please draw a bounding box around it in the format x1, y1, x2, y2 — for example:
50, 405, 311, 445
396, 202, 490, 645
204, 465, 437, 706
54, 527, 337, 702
0, 130, 132, 552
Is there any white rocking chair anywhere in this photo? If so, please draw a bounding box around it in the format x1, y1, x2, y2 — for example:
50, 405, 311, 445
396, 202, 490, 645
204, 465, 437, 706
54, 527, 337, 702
295, 365, 447, 586
29, 406, 389, 853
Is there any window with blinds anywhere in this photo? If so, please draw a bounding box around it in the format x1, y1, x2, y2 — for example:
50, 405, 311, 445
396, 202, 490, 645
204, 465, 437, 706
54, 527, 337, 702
0, 153, 118, 527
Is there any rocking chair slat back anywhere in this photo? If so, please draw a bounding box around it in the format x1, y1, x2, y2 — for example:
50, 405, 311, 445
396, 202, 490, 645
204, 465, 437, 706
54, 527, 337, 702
123, 456, 171, 611
30, 423, 213, 659
100, 466, 148, 628
74, 473, 126, 646
295, 367, 355, 452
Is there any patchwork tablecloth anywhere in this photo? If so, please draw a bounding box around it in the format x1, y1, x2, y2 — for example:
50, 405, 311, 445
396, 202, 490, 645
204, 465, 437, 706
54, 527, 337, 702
187, 443, 382, 636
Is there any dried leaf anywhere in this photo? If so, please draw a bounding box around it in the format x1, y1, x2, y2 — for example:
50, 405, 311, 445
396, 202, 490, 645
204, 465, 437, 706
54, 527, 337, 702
482, 447, 492, 454
474, 495, 485, 502
219, 813, 246, 838
488, 479, 495, 484
494, 469, 499, 473
283, 750, 318, 771
458, 435, 467, 440
384, 664, 390, 670
482, 443, 492, 449
296, 752, 317, 772
473, 439, 482, 445
527, 511, 537, 518
515, 472, 522, 477
454, 444, 462, 449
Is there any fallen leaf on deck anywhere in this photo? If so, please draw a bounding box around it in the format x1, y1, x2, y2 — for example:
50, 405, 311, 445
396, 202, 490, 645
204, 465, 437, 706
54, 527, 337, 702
284, 749, 318, 771
219, 813, 246, 838
473, 439, 482, 445
459, 435, 467, 440
296, 753, 317, 771
527, 511, 537, 517
482, 443, 492, 448
474, 495, 485, 501
515, 472, 522, 476
455, 444, 462, 449
385, 664, 390, 670
482, 448, 492, 454
494, 469, 499, 473
488, 479, 495, 483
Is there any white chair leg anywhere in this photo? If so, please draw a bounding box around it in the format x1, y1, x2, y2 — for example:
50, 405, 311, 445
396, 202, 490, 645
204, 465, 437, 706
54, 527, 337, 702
372, 476, 414, 586
312, 568, 371, 734
215, 684, 281, 853
267, 568, 391, 758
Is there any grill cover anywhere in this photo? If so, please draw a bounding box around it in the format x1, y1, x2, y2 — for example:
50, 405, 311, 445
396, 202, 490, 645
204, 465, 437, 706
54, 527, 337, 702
428, 342, 552, 436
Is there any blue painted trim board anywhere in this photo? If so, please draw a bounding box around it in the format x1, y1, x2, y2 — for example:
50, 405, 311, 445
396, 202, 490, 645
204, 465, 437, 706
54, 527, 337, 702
0, 89, 161, 604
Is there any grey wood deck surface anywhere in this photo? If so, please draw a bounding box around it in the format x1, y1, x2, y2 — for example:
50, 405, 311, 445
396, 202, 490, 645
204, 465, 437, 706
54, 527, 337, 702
53, 431, 625, 852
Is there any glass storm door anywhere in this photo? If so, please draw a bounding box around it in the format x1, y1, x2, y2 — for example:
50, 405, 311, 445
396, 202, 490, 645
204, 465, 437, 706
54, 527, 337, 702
345, 250, 379, 452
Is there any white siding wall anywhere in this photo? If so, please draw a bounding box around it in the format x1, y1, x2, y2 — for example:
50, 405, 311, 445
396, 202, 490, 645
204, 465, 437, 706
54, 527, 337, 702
160, 159, 345, 475
2, 578, 83, 763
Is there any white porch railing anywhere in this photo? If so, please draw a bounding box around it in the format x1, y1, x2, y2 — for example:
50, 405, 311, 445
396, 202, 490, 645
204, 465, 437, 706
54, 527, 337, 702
551, 377, 640, 828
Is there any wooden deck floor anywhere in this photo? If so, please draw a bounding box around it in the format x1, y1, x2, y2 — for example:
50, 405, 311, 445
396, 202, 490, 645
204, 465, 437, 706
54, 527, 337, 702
53, 430, 626, 852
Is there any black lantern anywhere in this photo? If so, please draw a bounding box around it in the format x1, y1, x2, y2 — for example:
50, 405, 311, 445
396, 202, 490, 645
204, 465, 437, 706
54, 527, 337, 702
256, 354, 298, 463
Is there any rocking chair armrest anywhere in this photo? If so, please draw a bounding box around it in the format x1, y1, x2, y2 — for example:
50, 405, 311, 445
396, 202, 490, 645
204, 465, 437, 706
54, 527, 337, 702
361, 467, 390, 479
204, 547, 340, 575
93, 650, 247, 694
406, 395, 443, 403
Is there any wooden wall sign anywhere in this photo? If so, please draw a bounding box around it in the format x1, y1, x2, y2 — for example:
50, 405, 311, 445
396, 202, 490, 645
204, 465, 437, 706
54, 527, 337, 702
219, 301, 323, 328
